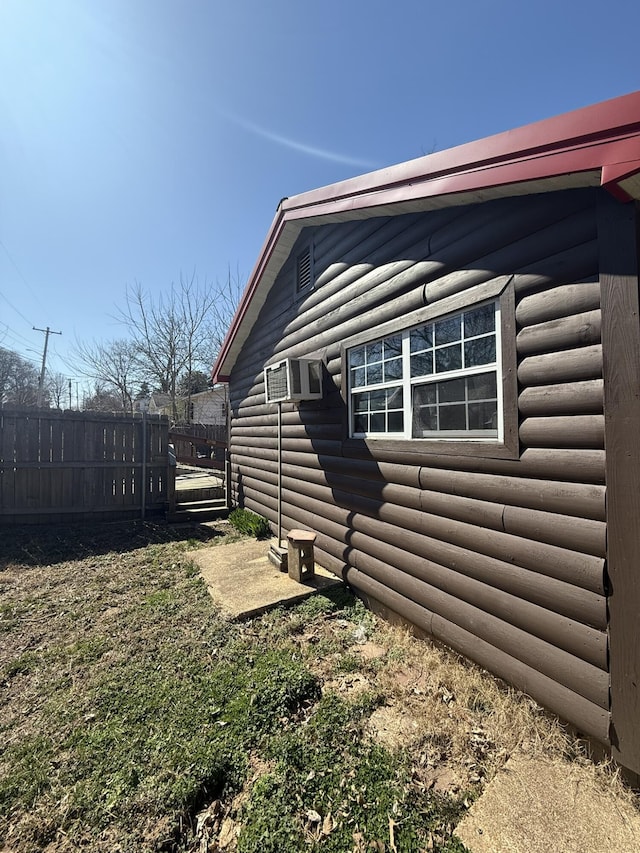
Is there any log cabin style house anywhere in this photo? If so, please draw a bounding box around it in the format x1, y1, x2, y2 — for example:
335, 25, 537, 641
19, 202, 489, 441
212, 92, 640, 775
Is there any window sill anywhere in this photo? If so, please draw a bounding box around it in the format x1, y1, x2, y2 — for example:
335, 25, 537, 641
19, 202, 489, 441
343, 433, 519, 460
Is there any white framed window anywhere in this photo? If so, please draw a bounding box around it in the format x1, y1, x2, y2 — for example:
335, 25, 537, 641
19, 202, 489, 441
348, 300, 502, 440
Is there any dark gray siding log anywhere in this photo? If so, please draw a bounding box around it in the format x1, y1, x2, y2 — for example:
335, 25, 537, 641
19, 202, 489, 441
517, 345, 603, 386
516, 282, 600, 325
351, 570, 610, 744
519, 415, 604, 449
343, 445, 606, 483
425, 207, 596, 303
518, 380, 603, 416
228, 189, 611, 744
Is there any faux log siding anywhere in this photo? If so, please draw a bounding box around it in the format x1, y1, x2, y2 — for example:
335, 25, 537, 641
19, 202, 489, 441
350, 568, 609, 744
229, 189, 610, 742
518, 345, 603, 386
228, 196, 598, 391
234, 444, 605, 520
236, 491, 610, 741
518, 380, 604, 416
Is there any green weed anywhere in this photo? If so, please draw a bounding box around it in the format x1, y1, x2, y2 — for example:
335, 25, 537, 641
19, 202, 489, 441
3, 650, 42, 679
228, 508, 271, 538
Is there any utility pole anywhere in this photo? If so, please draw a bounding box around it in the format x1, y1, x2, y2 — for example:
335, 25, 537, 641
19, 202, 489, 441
33, 326, 62, 408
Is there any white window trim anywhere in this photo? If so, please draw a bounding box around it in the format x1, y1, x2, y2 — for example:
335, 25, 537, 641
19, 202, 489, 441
348, 299, 503, 442
410, 301, 503, 441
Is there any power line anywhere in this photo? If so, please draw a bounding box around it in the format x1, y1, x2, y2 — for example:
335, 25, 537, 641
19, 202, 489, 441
0, 328, 41, 367
0, 287, 33, 327
0, 236, 38, 302
0, 237, 40, 332
0, 320, 35, 349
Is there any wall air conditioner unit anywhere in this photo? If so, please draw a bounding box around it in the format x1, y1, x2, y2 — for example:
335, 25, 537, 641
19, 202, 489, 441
264, 358, 323, 403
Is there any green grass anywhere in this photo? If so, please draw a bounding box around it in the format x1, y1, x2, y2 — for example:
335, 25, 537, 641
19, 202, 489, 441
239, 692, 466, 853
0, 520, 471, 852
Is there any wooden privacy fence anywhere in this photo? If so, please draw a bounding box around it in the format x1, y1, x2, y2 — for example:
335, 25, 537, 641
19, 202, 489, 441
0, 408, 170, 524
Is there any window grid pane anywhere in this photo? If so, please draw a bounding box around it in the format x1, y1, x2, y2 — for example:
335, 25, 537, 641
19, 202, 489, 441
464, 304, 495, 336
351, 387, 404, 435
350, 334, 406, 390
412, 371, 498, 437
410, 307, 496, 380
348, 300, 499, 438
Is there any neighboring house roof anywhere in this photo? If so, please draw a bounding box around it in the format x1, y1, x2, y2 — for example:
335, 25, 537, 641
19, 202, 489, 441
212, 90, 640, 383
189, 386, 226, 401
148, 393, 172, 411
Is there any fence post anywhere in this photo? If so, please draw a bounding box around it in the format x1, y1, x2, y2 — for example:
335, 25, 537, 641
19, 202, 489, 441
168, 441, 176, 515
141, 412, 147, 520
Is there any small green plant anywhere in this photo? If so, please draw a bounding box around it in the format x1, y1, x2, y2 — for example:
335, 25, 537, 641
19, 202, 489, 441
335, 652, 362, 674
3, 650, 41, 679
228, 508, 271, 538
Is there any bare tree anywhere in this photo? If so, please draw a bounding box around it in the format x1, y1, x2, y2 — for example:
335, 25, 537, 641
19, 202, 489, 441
0, 347, 41, 407
47, 371, 69, 409
83, 382, 126, 412
72, 339, 139, 413
204, 265, 244, 355
117, 271, 241, 421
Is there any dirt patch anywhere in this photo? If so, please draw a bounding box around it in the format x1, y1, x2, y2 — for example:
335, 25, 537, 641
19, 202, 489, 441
366, 703, 423, 750
352, 641, 387, 661
456, 751, 640, 853
324, 672, 372, 699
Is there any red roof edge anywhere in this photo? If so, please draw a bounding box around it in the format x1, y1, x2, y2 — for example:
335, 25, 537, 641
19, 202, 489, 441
212, 206, 286, 382
280, 91, 640, 214
212, 90, 640, 383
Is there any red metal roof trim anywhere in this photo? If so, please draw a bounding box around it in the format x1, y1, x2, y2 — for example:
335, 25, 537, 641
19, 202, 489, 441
213, 91, 640, 382
281, 92, 640, 214
214, 207, 288, 382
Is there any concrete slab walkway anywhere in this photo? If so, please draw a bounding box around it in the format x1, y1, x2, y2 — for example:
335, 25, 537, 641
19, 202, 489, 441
175, 466, 224, 493
187, 537, 343, 620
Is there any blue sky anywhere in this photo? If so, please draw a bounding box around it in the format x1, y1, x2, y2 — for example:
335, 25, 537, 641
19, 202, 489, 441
1, 0, 639, 387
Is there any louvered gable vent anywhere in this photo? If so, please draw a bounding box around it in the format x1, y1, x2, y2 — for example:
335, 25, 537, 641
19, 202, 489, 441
296, 245, 312, 292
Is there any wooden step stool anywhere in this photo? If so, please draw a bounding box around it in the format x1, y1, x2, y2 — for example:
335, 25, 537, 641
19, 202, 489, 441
286, 529, 317, 582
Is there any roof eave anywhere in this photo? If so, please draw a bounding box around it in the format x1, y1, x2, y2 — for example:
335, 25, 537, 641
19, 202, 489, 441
212, 91, 640, 383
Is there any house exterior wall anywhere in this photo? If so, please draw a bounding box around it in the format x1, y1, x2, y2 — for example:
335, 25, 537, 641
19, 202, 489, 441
228, 188, 611, 747
190, 388, 226, 425
598, 195, 640, 773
